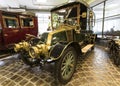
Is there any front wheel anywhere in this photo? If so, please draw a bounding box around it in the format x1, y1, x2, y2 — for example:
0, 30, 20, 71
55, 47, 77, 84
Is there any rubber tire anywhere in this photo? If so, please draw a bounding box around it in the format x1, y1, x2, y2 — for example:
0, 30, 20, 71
111, 43, 120, 66
113, 50, 120, 66
115, 57, 120, 66
19, 52, 39, 66
55, 47, 77, 84
91, 46, 94, 50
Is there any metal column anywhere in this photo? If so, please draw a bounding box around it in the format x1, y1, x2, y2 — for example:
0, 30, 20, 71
102, 1, 106, 38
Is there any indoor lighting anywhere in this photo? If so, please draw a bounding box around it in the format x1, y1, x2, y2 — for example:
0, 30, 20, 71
7, 7, 26, 12
68, 0, 75, 2
36, 0, 47, 3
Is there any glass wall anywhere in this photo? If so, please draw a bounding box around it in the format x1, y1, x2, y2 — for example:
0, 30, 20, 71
104, 0, 120, 38
93, 3, 103, 34
92, 0, 120, 38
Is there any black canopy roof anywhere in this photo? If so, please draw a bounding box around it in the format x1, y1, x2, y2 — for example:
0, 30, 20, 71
50, 0, 89, 12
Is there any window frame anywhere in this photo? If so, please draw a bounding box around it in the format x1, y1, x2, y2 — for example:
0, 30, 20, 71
2, 16, 19, 29
20, 16, 34, 28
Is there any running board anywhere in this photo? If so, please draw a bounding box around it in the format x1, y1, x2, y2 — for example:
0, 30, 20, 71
82, 44, 94, 54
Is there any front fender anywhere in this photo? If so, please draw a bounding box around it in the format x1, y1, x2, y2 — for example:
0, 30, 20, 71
49, 42, 82, 61
49, 42, 66, 59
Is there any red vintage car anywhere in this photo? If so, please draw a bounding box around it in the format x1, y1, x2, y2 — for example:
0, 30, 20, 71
0, 10, 38, 50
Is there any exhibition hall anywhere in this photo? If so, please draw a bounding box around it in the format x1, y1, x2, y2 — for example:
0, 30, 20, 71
0, 0, 120, 86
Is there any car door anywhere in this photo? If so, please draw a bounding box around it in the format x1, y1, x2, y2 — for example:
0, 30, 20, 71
2, 14, 20, 46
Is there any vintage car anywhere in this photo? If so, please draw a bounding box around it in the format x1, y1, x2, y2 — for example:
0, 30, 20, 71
0, 10, 38, 50
108, 39, 120, 66
14, 0, 96, 84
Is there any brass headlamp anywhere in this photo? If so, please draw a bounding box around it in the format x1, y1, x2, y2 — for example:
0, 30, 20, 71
29, 44, 49, 59
14, 41, 30, 52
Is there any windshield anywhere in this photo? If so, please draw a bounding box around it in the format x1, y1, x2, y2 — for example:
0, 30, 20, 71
51, 6, 78, 29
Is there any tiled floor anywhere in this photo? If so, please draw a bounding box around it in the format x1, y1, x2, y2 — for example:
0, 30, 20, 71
0, 45, 120, 86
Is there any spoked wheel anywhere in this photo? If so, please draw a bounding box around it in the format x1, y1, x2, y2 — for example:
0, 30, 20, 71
115, 56, 120, 66
55, 47, 77, 84
110, 42, 120, 66
19, 52, 39, 66
91, 45, 95, 50
109, 41, 114, 56
112, 49, 120, 66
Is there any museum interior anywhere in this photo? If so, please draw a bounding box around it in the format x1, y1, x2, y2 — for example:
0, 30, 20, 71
0, 0, 120, 86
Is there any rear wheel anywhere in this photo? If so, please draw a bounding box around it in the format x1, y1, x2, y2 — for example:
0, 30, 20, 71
55, 47, 77, 84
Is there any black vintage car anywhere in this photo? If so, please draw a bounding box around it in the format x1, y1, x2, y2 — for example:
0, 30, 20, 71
14, 0, 96, 84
